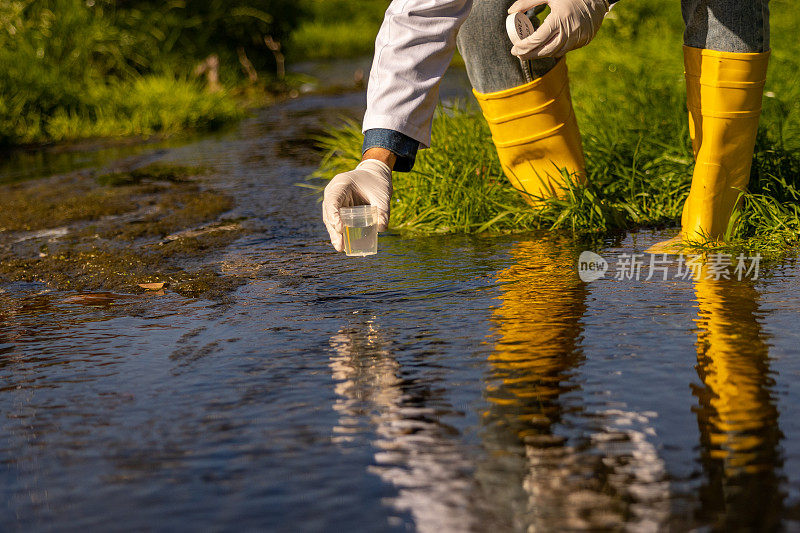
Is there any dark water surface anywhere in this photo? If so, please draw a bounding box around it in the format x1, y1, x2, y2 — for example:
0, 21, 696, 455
2, 66, 800, 532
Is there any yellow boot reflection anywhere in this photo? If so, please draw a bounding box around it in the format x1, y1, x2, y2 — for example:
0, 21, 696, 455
691, 268, 783, 529
481, 239, 592, 529
483, 240, 670, 530
486, 239, 586, 436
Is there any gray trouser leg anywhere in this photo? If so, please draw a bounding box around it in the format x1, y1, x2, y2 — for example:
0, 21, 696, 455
458, 0, 770, 94
456, 0, 557, 94
682, 0, 770, 53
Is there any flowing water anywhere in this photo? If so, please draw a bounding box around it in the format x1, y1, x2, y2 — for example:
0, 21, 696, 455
2, 63, 800, 531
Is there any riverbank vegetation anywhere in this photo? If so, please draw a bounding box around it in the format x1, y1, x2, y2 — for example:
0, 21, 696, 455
1, 0, 388, 147
315, 0, 800, 255
287, 0, 389, 61
0, 0, 309, 146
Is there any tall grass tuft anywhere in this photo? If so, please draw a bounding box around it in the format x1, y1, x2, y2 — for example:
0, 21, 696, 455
312, 101, 686, 236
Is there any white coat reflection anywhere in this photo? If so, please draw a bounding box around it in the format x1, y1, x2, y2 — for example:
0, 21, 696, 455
329, 317, 485, 532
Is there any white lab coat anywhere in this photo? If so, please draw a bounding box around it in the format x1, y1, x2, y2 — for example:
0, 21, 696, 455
362, 0, 473, 148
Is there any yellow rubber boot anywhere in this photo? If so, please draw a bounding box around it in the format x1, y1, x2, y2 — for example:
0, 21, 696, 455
473, 58, 586, 204
648, 46, 770, 253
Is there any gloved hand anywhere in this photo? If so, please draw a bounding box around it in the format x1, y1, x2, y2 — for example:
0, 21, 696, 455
508, 0, 609, 60
322, 159, 393, 252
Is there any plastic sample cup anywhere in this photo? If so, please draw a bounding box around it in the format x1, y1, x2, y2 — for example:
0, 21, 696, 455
340, 205, 379, 257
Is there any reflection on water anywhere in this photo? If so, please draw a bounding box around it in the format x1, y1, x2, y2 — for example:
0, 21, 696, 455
330, 318, 484, 532
482, 240, 670, 531
323, 244, 794, 531
691, 270, 784, 530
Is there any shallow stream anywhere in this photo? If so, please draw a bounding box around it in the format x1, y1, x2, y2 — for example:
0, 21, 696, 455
2, 62, 800, 531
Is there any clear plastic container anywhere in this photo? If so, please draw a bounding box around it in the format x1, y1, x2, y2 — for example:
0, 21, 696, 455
340, 205, 378, 257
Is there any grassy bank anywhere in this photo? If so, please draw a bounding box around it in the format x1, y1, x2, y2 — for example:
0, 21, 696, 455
287, 0, 389, 61
0, 0, 386, 147
3, 74, 244, 146
314, 0, 800, 256
0, 0, 305, 146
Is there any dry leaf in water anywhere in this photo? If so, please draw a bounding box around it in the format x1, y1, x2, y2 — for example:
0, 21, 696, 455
138, 282, 166, 290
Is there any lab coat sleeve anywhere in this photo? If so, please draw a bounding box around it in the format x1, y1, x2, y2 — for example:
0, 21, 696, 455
362, 0, 473, 149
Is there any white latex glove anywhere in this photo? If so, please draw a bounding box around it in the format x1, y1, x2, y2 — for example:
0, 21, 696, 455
322, 159, 393, 252
508, 0, 609, 60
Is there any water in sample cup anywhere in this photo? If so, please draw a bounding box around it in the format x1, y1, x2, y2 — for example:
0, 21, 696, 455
340, 205, 378, 257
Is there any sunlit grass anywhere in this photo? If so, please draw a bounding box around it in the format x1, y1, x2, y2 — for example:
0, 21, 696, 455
286, 0, 388, 61
288, 20, 380, 61
20, 76, 244, 145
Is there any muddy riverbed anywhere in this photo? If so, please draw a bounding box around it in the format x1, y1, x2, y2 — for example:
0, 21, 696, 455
2, 63, 800, 531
